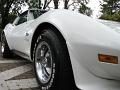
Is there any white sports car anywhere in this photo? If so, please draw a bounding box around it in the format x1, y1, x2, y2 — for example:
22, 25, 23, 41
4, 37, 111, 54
1, 9, 120, 90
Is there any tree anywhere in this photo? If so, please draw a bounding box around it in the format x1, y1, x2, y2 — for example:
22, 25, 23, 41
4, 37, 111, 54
10, 1, 28, 15
27, 0, 91, 16
53, 0, 59, 9
67, 0, 89, 9
0, 0, 15, 28
0, 0, 26, 28
64, 0, 69, 9
65, 0, 92, 16
27, 0, 52, 9
101, 0, 120, 15
100, 0, 120, 21
27, 0, 41, 9
79, 3, 92, 16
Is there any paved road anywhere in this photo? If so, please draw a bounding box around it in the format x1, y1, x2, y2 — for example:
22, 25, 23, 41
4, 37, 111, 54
0, 50, 39, 90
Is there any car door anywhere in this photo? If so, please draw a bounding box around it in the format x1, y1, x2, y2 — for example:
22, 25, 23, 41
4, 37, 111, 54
11, 11, 31, 56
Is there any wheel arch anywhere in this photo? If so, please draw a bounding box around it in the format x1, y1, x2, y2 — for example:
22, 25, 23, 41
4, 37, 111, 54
30, 22, 69, 61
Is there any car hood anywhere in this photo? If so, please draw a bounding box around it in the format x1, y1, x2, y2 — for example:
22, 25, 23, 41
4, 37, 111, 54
97, 19, 120, 33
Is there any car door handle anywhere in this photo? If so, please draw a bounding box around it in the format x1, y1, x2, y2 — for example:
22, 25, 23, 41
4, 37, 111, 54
24, 32, 29, 41
25, 32, 29, 36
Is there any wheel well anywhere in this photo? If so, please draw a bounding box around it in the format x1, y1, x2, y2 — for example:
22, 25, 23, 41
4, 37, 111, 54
31, 22, 67, 60
31, 22, 78, 89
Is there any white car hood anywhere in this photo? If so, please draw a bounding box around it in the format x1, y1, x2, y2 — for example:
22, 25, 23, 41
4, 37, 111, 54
98, 19, 120, 33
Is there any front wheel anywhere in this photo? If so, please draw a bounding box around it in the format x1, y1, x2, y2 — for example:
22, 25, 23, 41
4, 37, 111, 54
33, 29, 76, 90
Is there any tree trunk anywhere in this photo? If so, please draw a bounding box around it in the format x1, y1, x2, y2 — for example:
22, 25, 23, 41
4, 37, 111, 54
64, 0, 69, 9
53, 0, 59, 9
38, 0, 41, 9
0, 0, 14, 28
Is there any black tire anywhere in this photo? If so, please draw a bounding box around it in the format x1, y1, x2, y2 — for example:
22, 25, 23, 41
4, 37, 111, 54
33, 29, 77, 90
1, 33, 12, 58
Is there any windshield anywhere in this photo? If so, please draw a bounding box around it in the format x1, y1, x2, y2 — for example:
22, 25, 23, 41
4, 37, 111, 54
30, 10, 47, 19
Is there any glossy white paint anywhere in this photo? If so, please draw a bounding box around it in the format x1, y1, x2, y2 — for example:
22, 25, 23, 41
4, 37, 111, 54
4, 9, 120, 90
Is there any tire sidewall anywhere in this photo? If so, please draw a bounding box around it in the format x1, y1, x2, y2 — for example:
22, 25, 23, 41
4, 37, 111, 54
33, 30, 59, 90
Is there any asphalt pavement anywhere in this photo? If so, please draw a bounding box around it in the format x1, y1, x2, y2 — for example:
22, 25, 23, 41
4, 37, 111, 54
0, 47, 39, 90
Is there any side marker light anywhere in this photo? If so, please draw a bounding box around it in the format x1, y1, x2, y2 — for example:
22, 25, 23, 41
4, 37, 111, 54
98, 54, 118, 64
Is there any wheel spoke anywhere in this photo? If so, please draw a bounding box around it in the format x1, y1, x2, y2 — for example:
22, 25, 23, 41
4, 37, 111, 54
35, 41, 53, 84
45, 67, 51, 76
45, 51, 50, 58
42, 65, 50, 79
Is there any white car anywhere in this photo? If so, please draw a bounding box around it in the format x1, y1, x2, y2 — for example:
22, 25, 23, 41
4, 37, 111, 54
1, 9, 120, 90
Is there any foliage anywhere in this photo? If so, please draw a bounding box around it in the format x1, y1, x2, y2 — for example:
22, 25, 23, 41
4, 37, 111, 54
79, 3, 92, 16
27, 0, 52, 9
100, 0, 120, 21
100, 11, 120, 22
12, 0, 28, 14
8, 13, 17, 23
27, 0, 92, 16
0, 0, 14, 28
64, 0, 92, 16
101, 0, 120, 15
0, 0, 26, 28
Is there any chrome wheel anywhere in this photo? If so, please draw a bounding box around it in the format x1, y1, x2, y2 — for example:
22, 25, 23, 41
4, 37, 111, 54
35, 41, 53, 84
